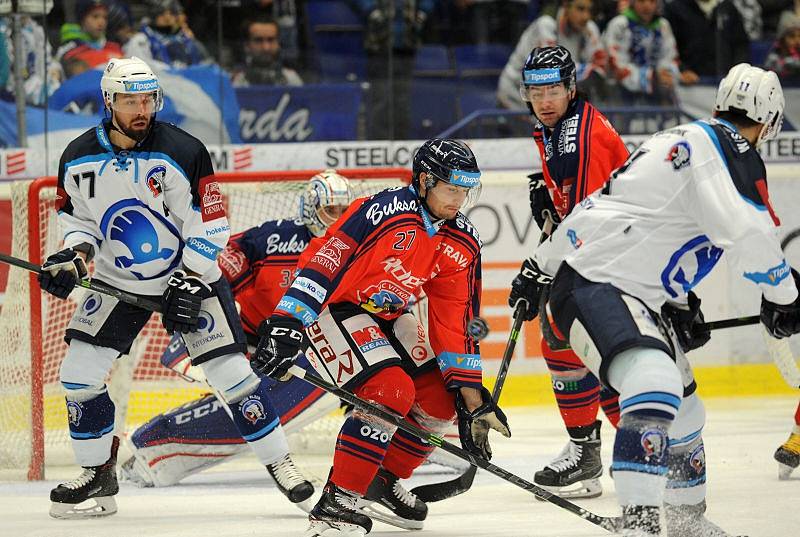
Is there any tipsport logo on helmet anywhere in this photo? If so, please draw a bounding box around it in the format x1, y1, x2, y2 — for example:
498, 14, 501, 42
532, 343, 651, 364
123, 79, 159, 93
449, 170, 481, 188
524, 68, 561, 85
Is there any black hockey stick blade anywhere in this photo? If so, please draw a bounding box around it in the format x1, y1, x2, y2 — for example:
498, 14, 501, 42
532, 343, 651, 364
288, 365, 620, 533
0, 251, 162, 313
410, 301, 528, 503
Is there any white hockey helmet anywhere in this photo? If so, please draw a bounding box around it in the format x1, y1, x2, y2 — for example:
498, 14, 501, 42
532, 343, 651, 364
714, 63, 784, 147
101, 56, 164, 114
299, 170, 354, 237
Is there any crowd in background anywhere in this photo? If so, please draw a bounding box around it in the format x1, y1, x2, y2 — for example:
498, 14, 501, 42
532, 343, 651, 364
1, 0, 799, 139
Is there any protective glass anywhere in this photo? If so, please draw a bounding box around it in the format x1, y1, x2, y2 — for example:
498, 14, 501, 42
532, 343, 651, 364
111, 92, 163, 114
431, 179, 482, 211
521, 83, 570, 103
318, 204, 349, 227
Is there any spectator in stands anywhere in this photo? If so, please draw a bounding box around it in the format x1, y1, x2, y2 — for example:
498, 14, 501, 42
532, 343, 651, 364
0, 13, 62, 105
451, 0, 530, 45
498, 0, 607, 108
663, 0, 756, 80
55, 0, 123, 80
124, 0, 212, 68
355, 0, 437, 139
765, 11, 800, 78
604, 0, 680, 103
106, 0, 136, 46
231, 15, 303, 87
761, 0, 792, 37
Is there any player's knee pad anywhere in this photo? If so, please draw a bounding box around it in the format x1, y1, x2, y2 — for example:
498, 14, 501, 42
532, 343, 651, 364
355, 366, 416, 417
608, 347, 683, 421
199, 352, 260, 404
59, 339, 119, 397
665, 394, 707, 505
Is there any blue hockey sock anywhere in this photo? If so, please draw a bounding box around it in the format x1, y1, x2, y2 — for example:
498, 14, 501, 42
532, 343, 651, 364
63, 384, 115, 467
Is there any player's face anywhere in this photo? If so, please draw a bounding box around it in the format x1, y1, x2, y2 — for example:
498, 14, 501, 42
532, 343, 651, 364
529, 84, 574, 128
423, 177, 470, 220
111, 93, 157, 140
565, 0, 593, 30
82, 8, 108, 41
632, 0, 658, 24
318, 204, 349, 228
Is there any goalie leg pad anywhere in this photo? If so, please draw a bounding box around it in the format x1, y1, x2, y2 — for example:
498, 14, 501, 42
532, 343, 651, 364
60, 340, 120, 467
331, 366, 415, 494
607, 347, 683, 508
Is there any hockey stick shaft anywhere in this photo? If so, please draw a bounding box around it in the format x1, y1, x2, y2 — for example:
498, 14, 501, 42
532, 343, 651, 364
698, 315, 759, 331
492, 300, 527, 401
288, 365, 619, 532
0, 251, 163, 313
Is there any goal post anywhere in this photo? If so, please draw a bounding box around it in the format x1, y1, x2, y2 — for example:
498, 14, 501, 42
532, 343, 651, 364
0, 168, 411, 481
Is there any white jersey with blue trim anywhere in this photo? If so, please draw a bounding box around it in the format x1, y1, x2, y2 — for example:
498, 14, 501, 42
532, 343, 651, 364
534, 118, 798, 311
55, 120, 228, 296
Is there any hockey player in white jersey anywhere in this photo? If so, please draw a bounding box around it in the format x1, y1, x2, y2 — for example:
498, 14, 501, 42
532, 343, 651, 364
532, 63, 798, 536
40, 56, 307, 519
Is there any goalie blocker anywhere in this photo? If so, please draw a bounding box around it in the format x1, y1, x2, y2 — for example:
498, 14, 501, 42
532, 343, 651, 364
121, 335, 338, 488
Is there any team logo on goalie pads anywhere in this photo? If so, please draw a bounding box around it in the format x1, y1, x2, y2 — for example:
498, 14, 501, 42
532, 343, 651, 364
67, 401, 83, 426
240, 396, 267, 425
640, 429, 667, 461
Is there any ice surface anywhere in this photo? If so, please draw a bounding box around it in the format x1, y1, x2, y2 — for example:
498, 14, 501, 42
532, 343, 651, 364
1, 396, 798, 537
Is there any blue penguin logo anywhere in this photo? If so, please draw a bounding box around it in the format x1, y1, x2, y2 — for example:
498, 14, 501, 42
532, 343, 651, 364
82, 294, 102, 315
661, 235, 723, 298
197, 310, 215, 333
100, 199, 182, 280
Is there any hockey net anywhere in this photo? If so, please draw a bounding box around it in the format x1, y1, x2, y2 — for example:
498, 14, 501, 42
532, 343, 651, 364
0, 168, 411, 480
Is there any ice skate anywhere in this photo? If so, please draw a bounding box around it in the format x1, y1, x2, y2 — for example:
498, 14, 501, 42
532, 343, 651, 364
617, 505, 661, 537
534, 421, 603, 499
665, 500, 746, 537
266, 453, 315, 512
774, 432, 800, 480
50, 436, 120, 519
357, 467, 427, 530
306, 479, 373, 537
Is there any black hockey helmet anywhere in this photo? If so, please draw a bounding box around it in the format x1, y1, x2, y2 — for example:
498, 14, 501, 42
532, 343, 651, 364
521, 45, 577, 90
412, 138, 482, 212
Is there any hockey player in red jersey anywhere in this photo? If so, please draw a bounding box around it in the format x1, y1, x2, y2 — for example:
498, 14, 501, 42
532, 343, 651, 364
507, 45, 630, 499
252, 139, 511, 537
118, 171, 354, 509
775, 399, 800, 479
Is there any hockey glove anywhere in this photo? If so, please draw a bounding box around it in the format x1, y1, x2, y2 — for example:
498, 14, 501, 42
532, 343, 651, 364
161, 270, 212, 334
761, 270, 800, 339
528, 172, 561, 233
508, 257, 553, 321
252, 315, 306, 381
661, 291, 711, 353
38, 248, 88, 299
456, 386, 511, 460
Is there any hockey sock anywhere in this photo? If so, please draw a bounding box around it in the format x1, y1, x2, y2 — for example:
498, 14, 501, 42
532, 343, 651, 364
545, 361, 601, 428
228, 377, 289, 465
599, 387, 621, 428
382, 415, 435, 479
665, 434, 706, 506
64, 384, 116, 467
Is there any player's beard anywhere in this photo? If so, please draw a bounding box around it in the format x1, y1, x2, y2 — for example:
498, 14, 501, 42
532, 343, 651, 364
115, 114, 152, 143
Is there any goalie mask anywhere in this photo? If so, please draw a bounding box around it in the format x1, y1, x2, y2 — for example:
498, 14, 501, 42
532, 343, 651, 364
299, 170, 353, 237
714, 63, 785, 147
412, 138, 482, 217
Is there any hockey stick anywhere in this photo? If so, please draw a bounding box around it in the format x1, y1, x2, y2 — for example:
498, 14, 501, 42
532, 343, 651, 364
0, 251, 163, 313
288, 364, 620, 533
410, 300, 528, 502
697, 315, 759, 331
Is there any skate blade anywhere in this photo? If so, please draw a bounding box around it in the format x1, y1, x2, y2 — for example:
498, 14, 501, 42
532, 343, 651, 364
357, 502, 424, 531
533, 478, 602, 501
49, 496, 118, 519
304, 519, 367, 537
778, 462, 797, 480
293, 497, 315, 514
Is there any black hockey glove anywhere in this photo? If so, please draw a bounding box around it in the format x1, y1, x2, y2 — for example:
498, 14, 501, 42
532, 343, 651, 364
161, 270, 212, 334
456, 386, 511, 460
38, 248, 88, 300
508, 257, 553, 321
761, 270, 800, 339
252, 315, 306, 381
528, 172, 561, 233
661, 291, 710, 353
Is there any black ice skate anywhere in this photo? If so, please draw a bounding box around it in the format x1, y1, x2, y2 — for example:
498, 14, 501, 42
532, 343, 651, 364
306, 479, 373, 537
534, 420, 603, 499
665, 500, 747, 537
357, 467, 427, 530
50, 436, 120, 519
267, 453, 315, 512
619, 505, 661, 537
774, 431, 800, 480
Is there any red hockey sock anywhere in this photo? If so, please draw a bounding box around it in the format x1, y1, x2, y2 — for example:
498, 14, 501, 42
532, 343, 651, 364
600, 388, 621, 428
